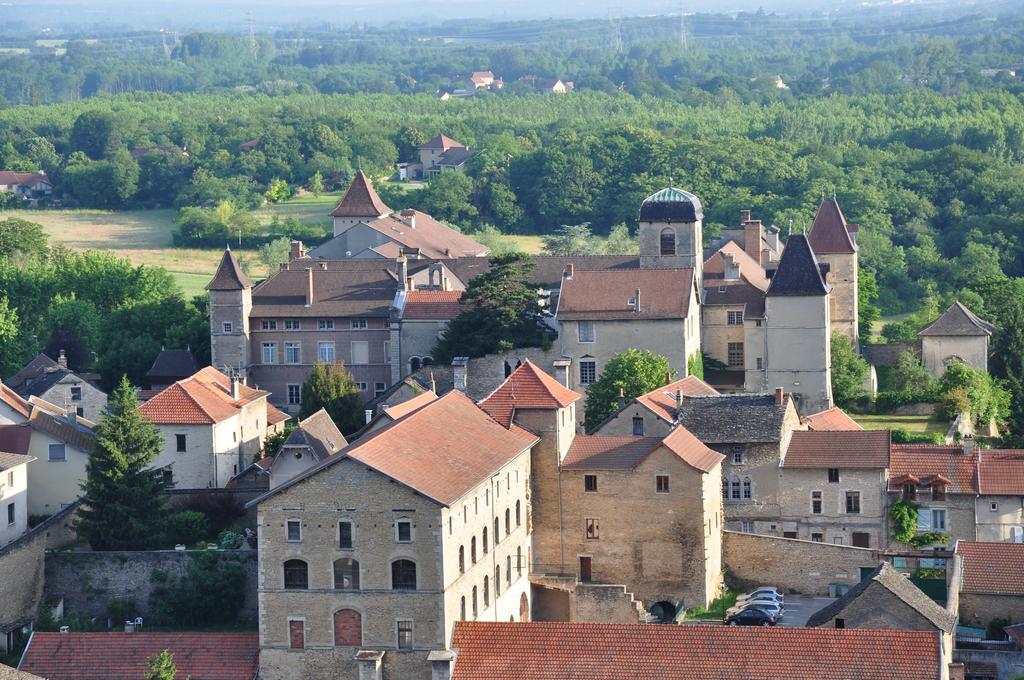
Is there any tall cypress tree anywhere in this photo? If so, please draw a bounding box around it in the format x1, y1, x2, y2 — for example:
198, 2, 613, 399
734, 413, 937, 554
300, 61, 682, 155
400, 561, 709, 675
75, 376, 170, 550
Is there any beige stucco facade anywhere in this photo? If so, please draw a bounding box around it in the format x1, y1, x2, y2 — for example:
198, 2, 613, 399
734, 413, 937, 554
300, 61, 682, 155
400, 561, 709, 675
0, 458, 30, 547
702, 303, 747, 370
779, 467, 887, 549
974, 495, 1024, 542
24, 428, 88, 516
921, 335, 990, 378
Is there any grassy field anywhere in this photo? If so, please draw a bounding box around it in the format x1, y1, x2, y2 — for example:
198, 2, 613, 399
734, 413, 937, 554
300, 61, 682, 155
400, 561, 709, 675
853, 414, 948, 434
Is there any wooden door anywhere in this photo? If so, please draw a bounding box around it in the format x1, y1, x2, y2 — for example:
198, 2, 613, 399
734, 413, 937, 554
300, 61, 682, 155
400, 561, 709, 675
579, 556, 592, 583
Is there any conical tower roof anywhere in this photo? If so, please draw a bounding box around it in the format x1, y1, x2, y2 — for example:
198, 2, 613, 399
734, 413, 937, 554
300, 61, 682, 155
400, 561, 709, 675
329, 170, 391, 218
808, 197, 857, 254
766, 234, 828, 297
206, 248, 252, 291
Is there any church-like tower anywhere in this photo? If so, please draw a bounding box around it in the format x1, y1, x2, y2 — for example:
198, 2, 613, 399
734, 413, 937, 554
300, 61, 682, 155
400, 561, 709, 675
638, 187, 704, 282
206, 248, 252, 377
808, 197, 859, 343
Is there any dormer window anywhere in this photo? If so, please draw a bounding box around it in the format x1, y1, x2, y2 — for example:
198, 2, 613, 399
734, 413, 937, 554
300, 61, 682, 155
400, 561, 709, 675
902, 484, 917, 501
931, 484, 946, 501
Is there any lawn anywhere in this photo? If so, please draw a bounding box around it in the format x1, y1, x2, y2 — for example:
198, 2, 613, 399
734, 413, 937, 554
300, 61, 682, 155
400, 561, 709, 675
853, 414, 948, 435
685, 586, 740, 621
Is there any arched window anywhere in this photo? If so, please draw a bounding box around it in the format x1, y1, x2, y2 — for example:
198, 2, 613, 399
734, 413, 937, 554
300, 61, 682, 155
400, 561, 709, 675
482, 527, 489, 554
505, 508, 511, 535
422, 357, 434, 367
660, 228, 676, 256
516, 546, 522, 577
458, 546, 465, 574
493, 517, 500, 544
471, 537, 477, 564
495, 565, 502, 596
506, 556, 512, 586
472, 586, 478, 618
333, 558, 360, 590
333, 609, 361, 647
391, 559, 417, 590
284, 559, 308, 589
483, 576, 490, 607
410, 357, 421, 372
460, 596, 466, 620
515, 500, 521, 528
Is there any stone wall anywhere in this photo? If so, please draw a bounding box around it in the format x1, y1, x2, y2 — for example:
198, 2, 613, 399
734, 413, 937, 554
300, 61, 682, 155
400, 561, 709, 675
954, 649, 1024, 679
957, 592, 1024, 630
723, 531, 880, 595
44, 549, 258, 626
571, 584, 645, 624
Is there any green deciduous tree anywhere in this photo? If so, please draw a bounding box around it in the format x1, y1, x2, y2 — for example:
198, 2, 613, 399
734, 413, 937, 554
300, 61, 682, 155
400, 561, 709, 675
75, 377, 170, 550
938, 360, 1010, 427
70, 110, 121, 160
419, 171, 477, 227
145, 650, 178, 680
0, 218, 48, 260
258, 236, 292, 272
542, 223, 598, 256
830, 331, 869, 405
990, 299, 1024, 443
299, 362, 366, 435
858, 268, 881, 345
433, 253, 549, 362
584, 349, 674, 432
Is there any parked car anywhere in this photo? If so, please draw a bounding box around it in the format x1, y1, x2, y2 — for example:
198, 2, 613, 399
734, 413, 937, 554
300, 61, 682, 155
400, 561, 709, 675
726, 608, 776, 626
740, 587, 785, 602
736, 594, 785, 611
728, 600, 784, 620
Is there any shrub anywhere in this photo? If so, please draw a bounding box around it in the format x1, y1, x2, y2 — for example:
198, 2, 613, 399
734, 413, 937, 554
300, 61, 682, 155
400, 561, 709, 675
874, 389, 938, 413
107, 597, 137, 623
988, 616, 1013, 641
890, 428, 945, 444
164, 510, 209, 546
150, 552, 246, 626
218, 530, 243, 549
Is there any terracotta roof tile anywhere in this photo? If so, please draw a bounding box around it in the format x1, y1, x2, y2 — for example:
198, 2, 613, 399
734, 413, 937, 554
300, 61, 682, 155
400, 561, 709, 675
206, 249, 252, 291
803, 407, 864, 431
0, 383, 30, 419
662, 425, 726, 472
808, 197, 857, 254
955, 541, 1024, 595
635, 376, 720, 423
0, 171, 51, 188
557, 269, 694, 320
19, 632, 259, 680
783, 430, 890, 468
918, 301, 995, 337
402, 291, 463, 320
421, 134, 465, 150
450, 621, 941, 680
27, 400, 96, 453
267, 403, 290, 425
562, 435, 663, 469
703, 240, 769, 289
382, 390, 438, 420
328, 170, 391, 218
361, 211, 488, 259
140, 367, 267, 425
478, 361, 581, 428
978, 449, 1024, 495
888, 445, 978, 494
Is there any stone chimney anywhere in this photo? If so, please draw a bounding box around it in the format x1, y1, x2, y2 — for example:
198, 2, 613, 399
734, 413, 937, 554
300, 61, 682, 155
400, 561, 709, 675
665, 372, 672, 385
675, 389, 683, 413
739, 209, 751, 223
428, 650, 456, 680
231, 376, 241, 400
553, 359, 571, 388
401, 209, 417, 229
775, 387, 784, 405
289, 240, 305, 261
633, 288, 641, 314
57, 350, 68, 369
305, 267, 314, 306
365, 409, 373, 425
617, 388, 626, 411
962, 433, 976, 457
563, 263, 574, 280
743, 217, 764, 266
354, 650, 384, 680
397, 255, 409, 292
452, 357, 469, 391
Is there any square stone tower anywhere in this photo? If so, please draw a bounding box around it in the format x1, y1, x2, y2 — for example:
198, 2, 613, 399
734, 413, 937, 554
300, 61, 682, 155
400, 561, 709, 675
808, 197, 859, 343
638, 186, 703, 282
206, 248, 252, 376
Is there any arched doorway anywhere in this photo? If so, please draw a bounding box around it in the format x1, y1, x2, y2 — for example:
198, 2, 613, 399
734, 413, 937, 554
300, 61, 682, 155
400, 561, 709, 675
519, 592, 529, 622
333, 609, 361, 646
649, 601, 676, 624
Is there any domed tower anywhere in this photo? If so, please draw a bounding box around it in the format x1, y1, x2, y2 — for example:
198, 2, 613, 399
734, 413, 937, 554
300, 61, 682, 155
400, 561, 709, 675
638, 186, 704, 281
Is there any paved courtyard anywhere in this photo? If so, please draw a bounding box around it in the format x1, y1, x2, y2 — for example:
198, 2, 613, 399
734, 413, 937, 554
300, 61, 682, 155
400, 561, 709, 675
777, 595, 835, 627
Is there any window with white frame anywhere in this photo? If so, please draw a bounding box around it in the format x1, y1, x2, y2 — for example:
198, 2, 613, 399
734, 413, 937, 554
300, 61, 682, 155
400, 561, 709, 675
285, 319, 301, 330
318, 319, 335, 330
285, 342, 301, 364
585, 518, 599, 540
287, 384, 301, 405
396, 620, 413, 650
730, 478, 740, 499
740, 521, 754, 533
355, 382, 368, 391
261, 319, 277, 330
742, 478, 752, 499
318, 342, 336, 363
261, 342, 277, 364
286, 519, 302, 542
350, 341, 369, 365
580, 359, 597, 385
375, 382, 387, 397
931, 509, 946, 531
351, 319, 368, 330
395, 519, 413, 543
48, 443, 66, 461
727, 311, 743, 325
578, 321, 595, 343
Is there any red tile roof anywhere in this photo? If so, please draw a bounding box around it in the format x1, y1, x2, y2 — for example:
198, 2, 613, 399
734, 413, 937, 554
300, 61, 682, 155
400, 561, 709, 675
266, 403, 290, 425
703, 240, 769, 289
362, 211, 488, 259
803, 407, 864, 431
808, 197, 857, 254
783, 430, 890, 468
329, 170, 391, 218
421, 134, 466, 150
557, 269, 694, 320
0, 171, 51, 188
662, 425, 726, 472
955, 541, 1024, 595
19, 632, 259, 680
450, 622, 941, 680
478, 361, 581, 428
140, 367, 268, 425
206, 249, 252, 291
635, 376, 720, 423
978, 449, 1024, 495
383, 389, 438, 420
888, 445, 978, 494
403, 290, 463, 320
562, 435, 663, 469
0, 382, 30, 419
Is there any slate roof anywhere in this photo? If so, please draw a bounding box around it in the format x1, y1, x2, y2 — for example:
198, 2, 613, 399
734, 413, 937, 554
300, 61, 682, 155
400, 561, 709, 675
6, 353, 67, 396
806, 562, 956, 632
251, 390, 538, 508
918, 301, 995, 337
478, 361, 581, 428
638, 187, 703, 222
0, 450, 30, 472
402, 290, 463, 320
955, 541, 1024, 595
145, 348, 199, 381
702, 278, 766, 317
439, 147, 475, 166
27, 398, 97, 453
803, 407, 864, 431
808, 197, 857, 254
674, 394, 791, 443
766, 234, 829, 297
139, 367, 268, 425
634, 376, 720, 423
783, 430, 891, 468
449, 621, 942, 680
328, 170, 391, 218
206, 249, 252, 291
279, 408, 346, 463
0, 382, 30, 419
18, 632, 259, 680
557, 268, 694, 321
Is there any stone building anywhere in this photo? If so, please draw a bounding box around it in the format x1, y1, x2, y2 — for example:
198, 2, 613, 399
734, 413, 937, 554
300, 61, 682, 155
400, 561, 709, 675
806, 562, 956, 665
139, 366, 288, 489
745, 234, 833, 414
637, 186, 703, 279
6, 353, 107, 423
267, 409, 346, 489
707, 209, 783, 270
480, 362, 725, 616
954, 541, 1024, 630
395, 290, 462, 375
779, 430, 891, 548
918, 301, 995, 378
807, 197, 860, 342
249, 390, 536, 680
591, 375, 719, 438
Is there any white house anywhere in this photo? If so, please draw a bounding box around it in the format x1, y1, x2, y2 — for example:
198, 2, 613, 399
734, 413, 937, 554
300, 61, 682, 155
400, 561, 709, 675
0, 427, 34, 546
24, 397, 96, 516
